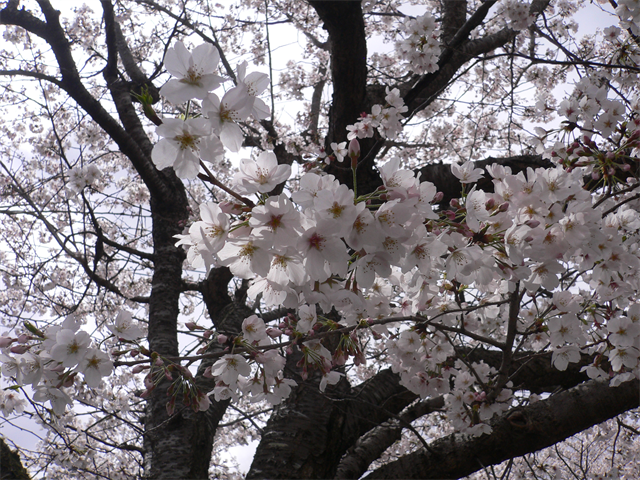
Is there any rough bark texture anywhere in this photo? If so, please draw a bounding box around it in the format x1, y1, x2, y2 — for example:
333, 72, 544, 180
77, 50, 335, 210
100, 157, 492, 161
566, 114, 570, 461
0, 437, 30, 480
187, 271, 253, 479
334, 347, 603, 480
314, 0, 552, 198
247, 366, 416, 479
309, 0, 375, 193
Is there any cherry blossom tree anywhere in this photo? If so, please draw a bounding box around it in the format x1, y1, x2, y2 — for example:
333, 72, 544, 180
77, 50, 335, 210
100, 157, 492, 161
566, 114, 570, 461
1, 1, 639, 479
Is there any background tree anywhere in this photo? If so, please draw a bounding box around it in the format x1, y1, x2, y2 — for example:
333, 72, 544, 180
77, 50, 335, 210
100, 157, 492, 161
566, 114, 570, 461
0, 1, 639, 479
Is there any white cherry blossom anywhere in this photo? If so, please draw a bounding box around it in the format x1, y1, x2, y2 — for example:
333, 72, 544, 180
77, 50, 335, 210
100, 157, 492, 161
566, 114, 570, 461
152, 118, 213, 179
233, 151, 291, 195
160, 41, 223, 104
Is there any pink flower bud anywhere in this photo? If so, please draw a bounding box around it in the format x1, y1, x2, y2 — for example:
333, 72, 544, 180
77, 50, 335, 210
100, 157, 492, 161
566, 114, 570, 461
17, 334, 30, 344
348, 138, 360, 159
591, 171, 601, 180
525, 219, 540, 228
130, 349, 140, 357
349, 139, 360, 168
185, 322, 198, 331
322, 358, 332, 373
197, 393, 211, 412
217, 334, 228, 344
266, 327, 283, 338
63, 374, 76, 388
333, 354, 347, 366
0, 336, 14, 348
498, 202, 509, 212
203, 366, 214, 378
166, 399, 176, 416
622, 163, 631, 171
450, 198, 460, 208
220, 202, 242, 214
132, 365, 148, 374
433, 191, 444, 203
10, 344, 29, 354
203, 330, 212, 339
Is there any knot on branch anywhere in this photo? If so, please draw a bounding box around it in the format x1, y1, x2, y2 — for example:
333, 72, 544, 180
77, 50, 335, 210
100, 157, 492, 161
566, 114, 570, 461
505, 408, 531, 431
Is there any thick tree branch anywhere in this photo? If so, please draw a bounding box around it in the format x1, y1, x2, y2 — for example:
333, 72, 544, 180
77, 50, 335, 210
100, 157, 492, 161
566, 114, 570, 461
307, 1, 367, 145
335, 396, 445, 480
333, 346, 602, 479
441, 0, 468, 46
363, 379, 640, 479
0, 436, 30, 480
419, 154, 553, 207
307, 64, 327, 142
405, 0, 550, 115
0, 69, 63, 86
113, 21, 161, 103
0, 0, 177, 203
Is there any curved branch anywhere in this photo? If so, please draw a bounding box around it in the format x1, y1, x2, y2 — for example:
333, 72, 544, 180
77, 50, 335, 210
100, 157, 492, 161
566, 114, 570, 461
0, 0, 178, 203
335, 396, 445, 480
0, 437, 30, 480
404, 0, 551, 116
0, 69, 63, 86
363, 379, 640, 479
333, 346, 601, 479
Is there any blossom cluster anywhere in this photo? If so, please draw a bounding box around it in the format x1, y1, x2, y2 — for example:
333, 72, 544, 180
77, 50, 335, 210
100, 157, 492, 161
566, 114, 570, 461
66, 163, 102, 195
616, 0, 640, 35
533, 77, 640, 184
5, 41, 640, 440
178, 146, 640, 433
346, 87, 408, 140
557, 77, 629, 139
498, 0, 535, 31
0, 313, 139, 415
395, 12, 442, 74
151, 42, 269, 179
163, 43, 640, 434
203, 315, 297, 404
